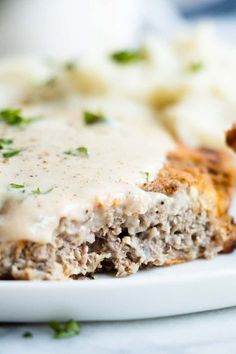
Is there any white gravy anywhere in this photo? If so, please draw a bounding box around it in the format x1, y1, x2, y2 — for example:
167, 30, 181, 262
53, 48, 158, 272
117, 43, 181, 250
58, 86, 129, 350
0, 98, 175, 243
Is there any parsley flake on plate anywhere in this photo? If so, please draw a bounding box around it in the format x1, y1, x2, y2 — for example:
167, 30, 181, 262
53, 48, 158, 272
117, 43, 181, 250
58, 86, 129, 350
111, 50, 145, 64
22, 331, 33, 338
49, 320, 80, 339
64, 146, 89, 157
83, 111, 107, 125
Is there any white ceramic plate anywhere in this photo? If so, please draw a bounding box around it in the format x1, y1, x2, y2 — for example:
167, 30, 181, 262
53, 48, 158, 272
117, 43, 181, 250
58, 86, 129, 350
1, 251, 236, 322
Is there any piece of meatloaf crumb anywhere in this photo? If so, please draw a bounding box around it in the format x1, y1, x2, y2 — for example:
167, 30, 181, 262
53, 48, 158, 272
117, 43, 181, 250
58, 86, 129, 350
0, 145, 235, 280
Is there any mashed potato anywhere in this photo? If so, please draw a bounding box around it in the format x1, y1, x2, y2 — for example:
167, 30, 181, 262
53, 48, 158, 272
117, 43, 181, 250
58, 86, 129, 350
0, 25, 235, 149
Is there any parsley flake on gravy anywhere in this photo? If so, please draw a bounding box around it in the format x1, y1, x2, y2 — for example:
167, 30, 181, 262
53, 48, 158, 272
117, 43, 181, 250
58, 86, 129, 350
64, 61, 77, 71
8, 184, 53, 196
111, 50, 145, 64
188, 61, 203, 73
31, 187, 53, 196
83, 111, 107, 125
9, 183, 25, 189
141, 171, 150, 183
49, 320, 80, 339
0, 138, 22, 159
3, 149, 21, 158
0, 138, 13, 146
0, 108, 35, 127
44, 77, 58, 87
64, 146, 89, 157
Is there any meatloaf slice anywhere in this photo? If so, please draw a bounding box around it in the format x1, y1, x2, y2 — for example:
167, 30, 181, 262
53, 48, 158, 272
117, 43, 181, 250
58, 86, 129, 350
0, 145, 235, 280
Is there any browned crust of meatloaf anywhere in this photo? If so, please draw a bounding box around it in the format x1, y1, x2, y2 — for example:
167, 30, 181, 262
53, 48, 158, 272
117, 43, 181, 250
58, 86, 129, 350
226, 123, 236, 153
0, 145, 236, 280
144, 145, 236, 213
144, 146, 236, 265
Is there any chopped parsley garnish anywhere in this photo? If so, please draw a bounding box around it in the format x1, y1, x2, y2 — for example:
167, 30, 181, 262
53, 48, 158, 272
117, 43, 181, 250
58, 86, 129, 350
31, 187, 53, 196
9, 183, 25, 189
0, 108, 33, 127
44, 77, 57, 87
0, 138, 13, 147
141, 171, 150, 183
8, 184, 53, 196
0, 138, 22, 159
49, 320, 80, 339
111, 50, 144, 64
64, 146, 89, 157
3, 149, 21, 158
83, 111, 106, 125
22, 331, 33, 338
188, 61, 203, 72
64, 61, 76, 71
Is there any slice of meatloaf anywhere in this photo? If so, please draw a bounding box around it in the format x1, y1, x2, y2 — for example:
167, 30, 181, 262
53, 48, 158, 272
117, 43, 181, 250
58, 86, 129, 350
0, 146, 235, 280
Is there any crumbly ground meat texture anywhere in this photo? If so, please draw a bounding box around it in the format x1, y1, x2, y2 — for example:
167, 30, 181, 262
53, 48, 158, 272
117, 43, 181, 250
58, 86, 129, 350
0, 146, 235, 280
